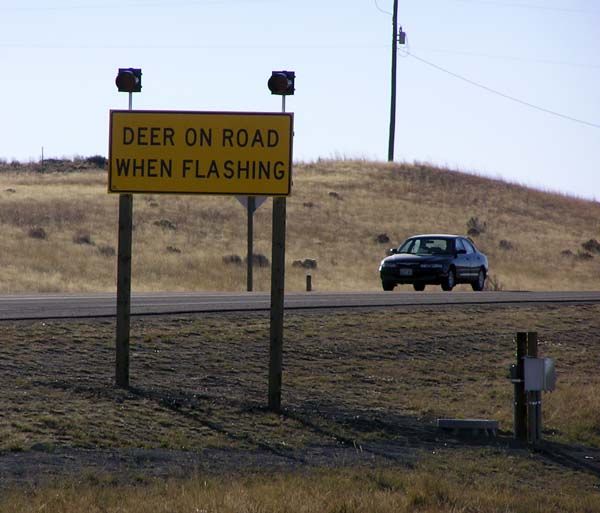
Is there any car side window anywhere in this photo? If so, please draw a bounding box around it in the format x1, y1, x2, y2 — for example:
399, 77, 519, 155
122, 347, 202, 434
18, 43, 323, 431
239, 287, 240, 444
462, 239, 475, 254
399, 239, 416, 253
455, 239, 465, 252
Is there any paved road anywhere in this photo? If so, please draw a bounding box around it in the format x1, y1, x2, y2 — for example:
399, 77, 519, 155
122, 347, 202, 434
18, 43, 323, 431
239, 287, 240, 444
0, 291, 599, 321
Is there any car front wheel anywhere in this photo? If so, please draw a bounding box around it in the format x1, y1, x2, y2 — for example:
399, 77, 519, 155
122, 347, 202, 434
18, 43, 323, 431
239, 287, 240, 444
441, 268, 456, 291
471, 268, 486, 291
382, 281, 395, 291
413, 283, 425, 291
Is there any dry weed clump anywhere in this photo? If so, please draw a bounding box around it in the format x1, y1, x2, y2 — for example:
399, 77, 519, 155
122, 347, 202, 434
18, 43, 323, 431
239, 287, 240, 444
484, 273, 504, 291
153, 219, 177, 230
292, 258, 317, 269
576, 251, 594, 261
72, 230, 94, 245
582, 238, 600, 254
28, 226, 47, 240
97, 244, 116, 257
466, 216, 487, 237
498, 239, 514, 251
245, 253, 270, 267
222, 254, 243, 265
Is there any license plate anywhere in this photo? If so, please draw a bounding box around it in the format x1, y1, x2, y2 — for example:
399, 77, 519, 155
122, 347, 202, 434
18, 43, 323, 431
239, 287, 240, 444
399, 268, 413, 276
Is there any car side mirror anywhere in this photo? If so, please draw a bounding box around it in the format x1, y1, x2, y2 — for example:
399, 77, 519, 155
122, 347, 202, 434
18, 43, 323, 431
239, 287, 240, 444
389, 248, 398, 255
456, 249, 467, 255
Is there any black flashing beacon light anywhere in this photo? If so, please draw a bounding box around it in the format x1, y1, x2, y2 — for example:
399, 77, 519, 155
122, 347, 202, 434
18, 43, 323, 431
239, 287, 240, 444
115, 68, 142, 93
267, 70, 295, 95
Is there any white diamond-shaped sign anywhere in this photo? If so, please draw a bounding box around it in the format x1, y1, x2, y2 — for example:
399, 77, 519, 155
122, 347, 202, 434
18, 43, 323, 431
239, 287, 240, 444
235, 196, 269, 213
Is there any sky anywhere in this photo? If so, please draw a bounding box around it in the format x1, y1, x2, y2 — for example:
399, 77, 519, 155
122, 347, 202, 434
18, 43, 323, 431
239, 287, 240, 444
1, 0, 599, 199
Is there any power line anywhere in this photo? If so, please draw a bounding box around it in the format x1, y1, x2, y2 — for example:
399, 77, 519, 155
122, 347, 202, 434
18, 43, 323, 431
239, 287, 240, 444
2, 41, 599, 75
414, 47, 600, 71
373, 0, 392, 15
445, 0, 598, 13
0, 42, 388, 49
408, 51, 600, 129
0, 0, 268, 12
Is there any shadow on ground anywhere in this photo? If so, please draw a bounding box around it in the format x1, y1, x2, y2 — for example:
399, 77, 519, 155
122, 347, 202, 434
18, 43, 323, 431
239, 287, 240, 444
3, 381, 599, 490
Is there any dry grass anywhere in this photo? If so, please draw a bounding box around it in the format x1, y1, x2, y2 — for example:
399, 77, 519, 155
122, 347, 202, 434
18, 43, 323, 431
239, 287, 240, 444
2, 456, 599, 513
1, 158, 599, 292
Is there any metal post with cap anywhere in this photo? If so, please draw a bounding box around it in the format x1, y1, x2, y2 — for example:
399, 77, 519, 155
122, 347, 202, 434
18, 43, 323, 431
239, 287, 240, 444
114, 67, 142, 388
511, 332, 528, 442
267, 70, 294, 412
526, 331, 542, 444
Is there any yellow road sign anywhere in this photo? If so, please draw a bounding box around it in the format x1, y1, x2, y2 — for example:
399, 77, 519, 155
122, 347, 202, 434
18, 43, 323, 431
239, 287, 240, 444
109, 110, 293, 195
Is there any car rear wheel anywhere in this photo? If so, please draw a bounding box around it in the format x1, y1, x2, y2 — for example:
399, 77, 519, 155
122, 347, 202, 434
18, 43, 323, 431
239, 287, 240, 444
471, 268, 486, 291
441, 268, 455, 291
413, 283, 425, 291
382, 281, 395, 291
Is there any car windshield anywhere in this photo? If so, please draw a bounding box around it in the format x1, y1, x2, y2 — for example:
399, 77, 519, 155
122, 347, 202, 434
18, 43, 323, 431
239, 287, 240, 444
397, 237, 453, 256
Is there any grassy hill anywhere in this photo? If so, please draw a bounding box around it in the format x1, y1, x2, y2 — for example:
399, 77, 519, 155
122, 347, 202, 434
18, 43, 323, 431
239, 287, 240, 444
0, 158, 599, 293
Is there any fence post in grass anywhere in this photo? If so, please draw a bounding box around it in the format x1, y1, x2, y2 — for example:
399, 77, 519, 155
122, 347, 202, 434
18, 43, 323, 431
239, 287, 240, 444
269, 195, 285, 412
513, 332, 528, 442
116, 193, 133, 388
527, 331, 541, 444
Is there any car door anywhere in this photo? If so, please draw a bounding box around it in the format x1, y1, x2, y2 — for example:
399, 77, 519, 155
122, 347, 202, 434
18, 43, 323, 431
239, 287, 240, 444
461, 238, 479, 278
454, 238, 470, 280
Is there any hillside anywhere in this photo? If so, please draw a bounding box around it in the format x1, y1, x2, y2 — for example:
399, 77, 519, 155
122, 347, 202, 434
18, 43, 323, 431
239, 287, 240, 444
0, 158, 599, 293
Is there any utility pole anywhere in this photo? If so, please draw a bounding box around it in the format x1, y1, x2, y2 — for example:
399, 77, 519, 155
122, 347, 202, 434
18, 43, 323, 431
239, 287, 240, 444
388, 0, 398, 162
388, 1, 405, 162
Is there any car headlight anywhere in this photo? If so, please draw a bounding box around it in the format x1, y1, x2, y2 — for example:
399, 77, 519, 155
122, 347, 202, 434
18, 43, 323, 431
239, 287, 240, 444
379, 260, 393, 271
421, 263, 443, 269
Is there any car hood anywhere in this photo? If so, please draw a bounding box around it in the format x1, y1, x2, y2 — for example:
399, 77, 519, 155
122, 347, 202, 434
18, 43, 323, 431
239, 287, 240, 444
383, 254, 450, 264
